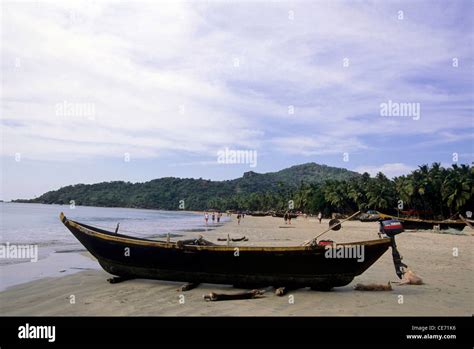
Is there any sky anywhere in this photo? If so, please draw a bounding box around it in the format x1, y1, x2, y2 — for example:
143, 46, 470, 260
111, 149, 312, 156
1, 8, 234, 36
1, 0, 473, 200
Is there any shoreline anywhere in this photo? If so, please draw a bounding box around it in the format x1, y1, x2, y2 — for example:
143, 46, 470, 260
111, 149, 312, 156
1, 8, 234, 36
0, 215, 230, 292
0, 216, 472, 316
2, 201, 223, 215
0, 205, 232, 291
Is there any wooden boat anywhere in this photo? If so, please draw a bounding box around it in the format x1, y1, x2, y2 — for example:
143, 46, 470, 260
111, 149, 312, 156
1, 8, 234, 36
358, 210, 380, 222
359, 212, 380, 222
272, 212, 298, 219
249, 211, 269, 217
378, 213, 466, 231
60, 212, 392, 289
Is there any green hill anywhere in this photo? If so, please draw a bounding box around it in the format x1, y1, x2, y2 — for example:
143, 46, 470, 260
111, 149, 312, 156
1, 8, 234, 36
14, 163, 359, 211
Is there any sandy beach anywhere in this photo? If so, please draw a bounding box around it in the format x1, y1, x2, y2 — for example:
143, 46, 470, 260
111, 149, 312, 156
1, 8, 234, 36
0, 216, 472, 316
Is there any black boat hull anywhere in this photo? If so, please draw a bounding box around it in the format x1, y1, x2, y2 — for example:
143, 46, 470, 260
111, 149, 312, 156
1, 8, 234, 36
378, 213, 466, 231
397, 220, 465, 231
61, 213, 391, 288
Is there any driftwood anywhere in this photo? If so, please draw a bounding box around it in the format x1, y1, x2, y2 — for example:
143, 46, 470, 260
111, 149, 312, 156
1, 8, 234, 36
203, 289, 264, 301
217, 236, 249, 242
354, 282, 392, 291
177, 282, 200, 292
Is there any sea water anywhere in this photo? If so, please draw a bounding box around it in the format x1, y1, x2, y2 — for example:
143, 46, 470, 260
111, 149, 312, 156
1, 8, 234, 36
0, 203, 226, 290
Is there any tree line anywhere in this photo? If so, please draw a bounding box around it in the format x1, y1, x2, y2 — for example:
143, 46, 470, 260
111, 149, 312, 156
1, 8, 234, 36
16, 163, 473, 220
210, 163, 473, 219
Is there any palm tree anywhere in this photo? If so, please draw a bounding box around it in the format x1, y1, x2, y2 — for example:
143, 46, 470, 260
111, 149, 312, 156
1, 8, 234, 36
394, 175, 414, 209
442, 164, 473, 216
347, 174, 370, 210
294, 183, 312, 212
428, 163, 446, 217
323, 180, 353, 213
366, 173, 396, 210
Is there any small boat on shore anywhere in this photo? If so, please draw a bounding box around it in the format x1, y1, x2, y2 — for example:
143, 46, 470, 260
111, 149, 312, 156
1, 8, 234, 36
60, 212, 392, 289
272, 212, 298, 219
378, 213, 466, 231
359, 210, 380, 222
249, 211, 269, 217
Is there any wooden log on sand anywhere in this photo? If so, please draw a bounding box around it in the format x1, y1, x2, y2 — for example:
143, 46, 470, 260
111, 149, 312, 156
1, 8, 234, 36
203, 289, 264, 301
354, 282, 392, 291
217, 236, 248, 242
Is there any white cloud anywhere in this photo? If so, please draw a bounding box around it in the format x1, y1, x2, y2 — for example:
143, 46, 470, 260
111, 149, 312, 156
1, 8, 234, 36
355, 163, 416, 178
271, 136, 367, 156
1, 0, 472, 162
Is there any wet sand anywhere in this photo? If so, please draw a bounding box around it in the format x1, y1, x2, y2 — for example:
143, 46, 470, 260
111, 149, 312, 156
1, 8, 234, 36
0, 216, 472, 316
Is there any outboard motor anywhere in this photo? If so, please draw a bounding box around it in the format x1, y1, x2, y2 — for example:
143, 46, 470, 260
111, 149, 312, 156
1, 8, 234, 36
379, 219, 404, 237
379, 220, 407, 279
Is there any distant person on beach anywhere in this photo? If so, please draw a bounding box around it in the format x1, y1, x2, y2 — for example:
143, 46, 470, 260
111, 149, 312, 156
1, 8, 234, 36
211, 213, 215, 223
237, 213, 241, 225
284, 211, 288, 225
217, 212, 221, 223
204, 212, 209, 225
287, 211, 292, 225
318, 212, 322, 224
